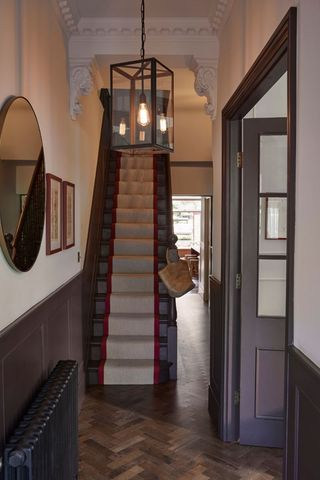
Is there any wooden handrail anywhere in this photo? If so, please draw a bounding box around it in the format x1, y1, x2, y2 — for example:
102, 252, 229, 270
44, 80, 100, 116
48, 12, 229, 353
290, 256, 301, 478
82, 89, 111, 371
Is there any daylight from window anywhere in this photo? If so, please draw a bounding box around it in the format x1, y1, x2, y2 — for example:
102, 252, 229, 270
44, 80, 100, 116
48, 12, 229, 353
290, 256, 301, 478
172, 196, 201, 250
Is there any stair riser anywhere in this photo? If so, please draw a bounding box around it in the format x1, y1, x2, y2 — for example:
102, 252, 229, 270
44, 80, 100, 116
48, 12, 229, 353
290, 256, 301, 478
90, 343, 167, 362
105, 198, 167, 211
100, 243, 167, 258
101, 227, 169, 242
96, 279, 167, 295
106, 185, 166, 197
107, 159, 166, 174
108, 172, 166, 184
87, 365, 169, 386
93, 321, 168, 338
94, 299, 169, 316
103, 212, 167, 226
98, 260, 166, 276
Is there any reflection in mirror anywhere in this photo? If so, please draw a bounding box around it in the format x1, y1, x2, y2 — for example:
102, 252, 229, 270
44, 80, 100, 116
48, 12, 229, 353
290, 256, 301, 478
0, 97, 45, 271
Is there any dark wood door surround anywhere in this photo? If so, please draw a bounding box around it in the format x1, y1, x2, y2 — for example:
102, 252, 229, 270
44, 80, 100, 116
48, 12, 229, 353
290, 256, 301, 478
207, 7, 315, 479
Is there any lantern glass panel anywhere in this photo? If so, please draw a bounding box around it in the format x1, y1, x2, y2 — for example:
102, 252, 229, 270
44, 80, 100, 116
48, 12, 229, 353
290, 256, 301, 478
156, 61, 174, 151
111, 58, 174, 153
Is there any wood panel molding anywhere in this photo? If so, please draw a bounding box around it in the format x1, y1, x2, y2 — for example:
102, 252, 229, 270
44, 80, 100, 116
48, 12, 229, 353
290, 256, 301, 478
0, 273, 83, 461
286, 346, 320, 479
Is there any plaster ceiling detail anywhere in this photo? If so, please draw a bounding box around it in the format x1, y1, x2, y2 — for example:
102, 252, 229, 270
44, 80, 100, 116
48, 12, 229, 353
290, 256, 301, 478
209, 0, 233, 34
190, 58, 218, 120
57, 0, 232, 119
69, 63, 93, 120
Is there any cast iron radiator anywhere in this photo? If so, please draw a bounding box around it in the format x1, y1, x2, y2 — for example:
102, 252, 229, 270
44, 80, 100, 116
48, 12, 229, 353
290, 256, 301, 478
4, 360, 78, 480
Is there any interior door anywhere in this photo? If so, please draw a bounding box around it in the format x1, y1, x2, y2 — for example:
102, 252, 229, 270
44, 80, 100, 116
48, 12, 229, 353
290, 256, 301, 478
240, 117, 287, 447
199, 197, 211, 302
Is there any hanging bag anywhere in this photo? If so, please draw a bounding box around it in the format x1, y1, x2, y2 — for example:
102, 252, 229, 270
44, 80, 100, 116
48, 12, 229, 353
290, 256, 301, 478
158, 248, 195, 298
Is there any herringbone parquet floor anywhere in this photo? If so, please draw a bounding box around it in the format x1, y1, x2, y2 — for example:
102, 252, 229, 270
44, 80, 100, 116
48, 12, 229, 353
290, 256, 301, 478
79, 294, 283, 480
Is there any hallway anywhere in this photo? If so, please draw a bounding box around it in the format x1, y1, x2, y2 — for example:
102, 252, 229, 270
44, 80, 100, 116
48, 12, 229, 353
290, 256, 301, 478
79, 293, 282, 479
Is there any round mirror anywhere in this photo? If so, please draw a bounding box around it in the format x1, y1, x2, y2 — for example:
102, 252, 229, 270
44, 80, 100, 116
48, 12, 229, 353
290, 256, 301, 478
0, 96, 45, 272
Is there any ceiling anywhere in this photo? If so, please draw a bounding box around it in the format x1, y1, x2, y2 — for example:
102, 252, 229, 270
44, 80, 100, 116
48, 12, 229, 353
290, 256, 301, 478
71, 0, 216, 19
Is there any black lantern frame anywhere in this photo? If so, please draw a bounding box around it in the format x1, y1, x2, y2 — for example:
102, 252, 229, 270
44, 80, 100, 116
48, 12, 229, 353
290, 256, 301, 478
110, 57, 174, 154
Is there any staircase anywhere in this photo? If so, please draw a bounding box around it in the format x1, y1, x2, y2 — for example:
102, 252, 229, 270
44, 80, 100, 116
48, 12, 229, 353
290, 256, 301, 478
87, 150, 176, 385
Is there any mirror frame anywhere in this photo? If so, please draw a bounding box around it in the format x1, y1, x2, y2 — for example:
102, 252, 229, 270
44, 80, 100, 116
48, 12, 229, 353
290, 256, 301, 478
0, 96, 45, 272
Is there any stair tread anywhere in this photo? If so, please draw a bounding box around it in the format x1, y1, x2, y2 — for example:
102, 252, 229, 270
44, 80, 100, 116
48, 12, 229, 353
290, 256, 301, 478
95, 292, 167, 299
92, 313, 169, 321
98, 273, 156, 278
88, 359, 171, 369
91, 336, 167, 344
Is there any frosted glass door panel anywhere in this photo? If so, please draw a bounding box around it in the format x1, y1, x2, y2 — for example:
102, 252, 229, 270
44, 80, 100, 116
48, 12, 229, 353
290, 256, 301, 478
259, 198, 287, 255
260, 135, 287, 193
258, 259, 286, 317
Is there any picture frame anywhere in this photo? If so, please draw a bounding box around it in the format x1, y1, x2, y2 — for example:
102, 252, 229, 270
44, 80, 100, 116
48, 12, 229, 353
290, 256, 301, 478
265, 196, 287, 240
63, 181, 75, 249
46, 174, 62, 254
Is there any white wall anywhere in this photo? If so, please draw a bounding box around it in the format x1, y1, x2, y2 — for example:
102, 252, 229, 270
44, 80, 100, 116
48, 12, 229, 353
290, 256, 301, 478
213, 0, 320, 367
0, 0, 102, 330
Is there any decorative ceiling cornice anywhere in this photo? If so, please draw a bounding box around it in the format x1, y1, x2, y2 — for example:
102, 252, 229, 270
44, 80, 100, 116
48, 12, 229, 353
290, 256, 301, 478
56, 0, 233, 120
210, 0, 234, 35
56, 0, 78, 35
75, 17, 214, 37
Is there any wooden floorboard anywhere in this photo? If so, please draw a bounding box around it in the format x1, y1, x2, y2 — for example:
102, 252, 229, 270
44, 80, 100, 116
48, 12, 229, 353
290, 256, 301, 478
79, 294, 283, 479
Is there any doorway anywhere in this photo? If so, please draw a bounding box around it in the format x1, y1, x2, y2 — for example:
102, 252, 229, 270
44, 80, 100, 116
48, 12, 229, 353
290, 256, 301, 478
172, 195, 212, 301
210, 5, 297, 470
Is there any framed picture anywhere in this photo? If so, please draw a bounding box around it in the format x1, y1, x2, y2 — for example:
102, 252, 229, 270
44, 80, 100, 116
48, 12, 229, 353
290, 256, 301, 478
63, 181, 75, 249
265, 196, 287, 240
46, 174, 62, 254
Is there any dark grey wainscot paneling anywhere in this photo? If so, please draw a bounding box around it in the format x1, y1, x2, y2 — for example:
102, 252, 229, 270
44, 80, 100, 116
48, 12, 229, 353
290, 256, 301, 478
208, 275, 222, 430
0, 273, 83, 456
286, 345, 320, 480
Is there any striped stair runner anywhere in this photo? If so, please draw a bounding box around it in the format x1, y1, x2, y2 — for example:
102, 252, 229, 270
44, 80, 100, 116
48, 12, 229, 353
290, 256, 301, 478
98, 154, 160, 384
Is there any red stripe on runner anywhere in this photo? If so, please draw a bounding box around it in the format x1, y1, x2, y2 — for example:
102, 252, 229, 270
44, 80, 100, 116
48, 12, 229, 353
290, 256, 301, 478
153, 154, 160, 384
98, 359, 105, 384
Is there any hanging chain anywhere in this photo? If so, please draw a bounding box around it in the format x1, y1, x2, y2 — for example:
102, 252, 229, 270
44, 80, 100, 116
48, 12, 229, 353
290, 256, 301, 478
140, 0, 146, 61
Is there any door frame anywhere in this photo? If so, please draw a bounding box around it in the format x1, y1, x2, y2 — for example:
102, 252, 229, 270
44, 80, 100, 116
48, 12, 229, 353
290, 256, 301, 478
219, 4, 297, 462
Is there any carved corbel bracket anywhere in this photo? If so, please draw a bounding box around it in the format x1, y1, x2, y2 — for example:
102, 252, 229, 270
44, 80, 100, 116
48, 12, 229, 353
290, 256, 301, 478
69, 63, 94, 120
190, 57, 217, 120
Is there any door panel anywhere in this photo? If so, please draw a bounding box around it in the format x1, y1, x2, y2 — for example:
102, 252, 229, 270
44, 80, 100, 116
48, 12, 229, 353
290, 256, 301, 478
240, 117, 287, 447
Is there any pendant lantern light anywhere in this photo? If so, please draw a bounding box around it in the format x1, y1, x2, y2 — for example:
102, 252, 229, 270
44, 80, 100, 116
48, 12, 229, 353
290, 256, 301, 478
110, 0, 174, 154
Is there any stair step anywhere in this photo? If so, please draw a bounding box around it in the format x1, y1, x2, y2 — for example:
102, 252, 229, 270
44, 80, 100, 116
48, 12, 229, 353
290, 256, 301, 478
98, 257, 166, 275
89, 336, 168, 362
100, 239, 167, 258
106, 184, 166, 197
94, 292, 169, 315
105, 196, 167, 211
101, 225, 169, 242
92, 313, 168, 337
87, 359, 170, 385
103, 211, 167, 226
96, 274, 168, 294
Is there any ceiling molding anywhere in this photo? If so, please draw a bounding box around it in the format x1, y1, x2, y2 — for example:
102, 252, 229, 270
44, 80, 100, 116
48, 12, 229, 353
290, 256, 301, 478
209, 0, 234, 35
76, 17, 214, 37
56, 0, 78, 35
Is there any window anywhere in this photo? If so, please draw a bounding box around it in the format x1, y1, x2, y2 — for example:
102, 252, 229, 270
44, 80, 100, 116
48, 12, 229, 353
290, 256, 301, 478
172, 197, 201, 250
